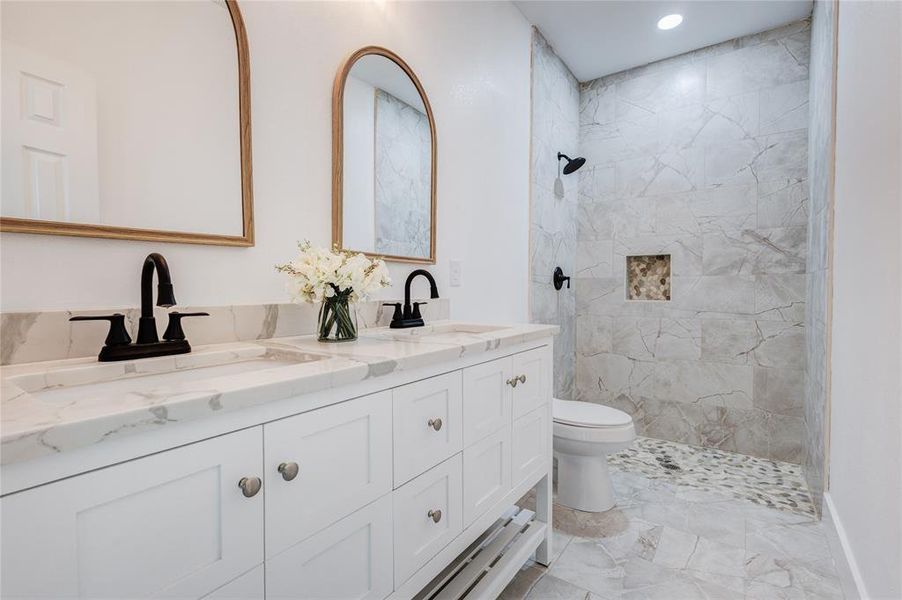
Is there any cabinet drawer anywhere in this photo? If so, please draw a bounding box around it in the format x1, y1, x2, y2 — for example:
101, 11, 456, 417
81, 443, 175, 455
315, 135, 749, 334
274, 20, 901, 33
512, 404, 551, 489
463, 426, 511, 527
264, 391, 392, 558
266, 494, 393, 600
462, 357, 513, 447
393, 372, 463, 486
511, 347, 551, 419
393, 454, 463, 586
1, 428, 264, 600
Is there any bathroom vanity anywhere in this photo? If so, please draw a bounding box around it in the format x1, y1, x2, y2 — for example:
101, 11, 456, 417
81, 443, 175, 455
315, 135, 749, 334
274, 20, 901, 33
0, 322, 555, 600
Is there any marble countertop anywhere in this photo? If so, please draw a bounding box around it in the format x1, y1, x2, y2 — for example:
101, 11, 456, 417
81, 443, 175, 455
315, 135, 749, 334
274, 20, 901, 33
0, 321, 556, 466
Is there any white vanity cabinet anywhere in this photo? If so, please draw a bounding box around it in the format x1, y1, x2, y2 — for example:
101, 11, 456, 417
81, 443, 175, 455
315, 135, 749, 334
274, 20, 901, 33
1, 427, 265, 600
0, 339, 553, 600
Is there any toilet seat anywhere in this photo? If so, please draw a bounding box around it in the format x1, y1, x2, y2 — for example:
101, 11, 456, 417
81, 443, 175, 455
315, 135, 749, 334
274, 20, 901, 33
553, 399, 636, 444
553, 398, 632, 428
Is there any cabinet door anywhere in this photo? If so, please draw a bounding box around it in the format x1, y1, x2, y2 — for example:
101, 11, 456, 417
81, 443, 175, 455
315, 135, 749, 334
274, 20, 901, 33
511, 347, 552, 419
393, 372, 463, 486
512, 404, 552, 489
1, 428, 264, 600
264, 391, 392, 558
393, 454, 463, 586
463, 426, 511, 527
266, 494, 393, 600
203, 565, 264, 600
462, 357, 513, 447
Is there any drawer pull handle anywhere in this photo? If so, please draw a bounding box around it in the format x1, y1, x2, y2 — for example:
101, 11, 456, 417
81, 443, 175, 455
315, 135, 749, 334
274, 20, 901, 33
507, 377, 518, 388
427, 509, 443, 523
427, 418, 443, 431
518, 374, 527, 384
278, 462, 299, 481
238, 476, 262, 498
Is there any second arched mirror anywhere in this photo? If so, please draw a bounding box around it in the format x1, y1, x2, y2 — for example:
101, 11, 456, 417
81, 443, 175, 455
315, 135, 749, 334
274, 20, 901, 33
332, 46, 436, 264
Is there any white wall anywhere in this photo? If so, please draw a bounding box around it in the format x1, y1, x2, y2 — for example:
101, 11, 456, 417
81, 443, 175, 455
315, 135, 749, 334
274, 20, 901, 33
342, 75, 376, 252
0, 1, 532, 324
829, 1, 902, 598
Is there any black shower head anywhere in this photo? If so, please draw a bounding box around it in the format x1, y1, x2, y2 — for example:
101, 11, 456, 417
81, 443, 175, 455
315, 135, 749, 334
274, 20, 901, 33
557, 152, 586, 175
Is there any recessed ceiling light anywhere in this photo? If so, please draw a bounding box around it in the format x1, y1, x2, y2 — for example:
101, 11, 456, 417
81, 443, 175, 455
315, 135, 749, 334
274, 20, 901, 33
657, 14, 683, 30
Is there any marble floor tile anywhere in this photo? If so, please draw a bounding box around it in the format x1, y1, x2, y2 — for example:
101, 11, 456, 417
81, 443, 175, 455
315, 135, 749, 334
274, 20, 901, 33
501, 438, 844, 600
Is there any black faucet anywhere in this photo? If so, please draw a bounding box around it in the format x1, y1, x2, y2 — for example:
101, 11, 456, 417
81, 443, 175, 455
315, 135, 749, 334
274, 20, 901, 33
384, 269, 440, 329
70, 253, 208, 362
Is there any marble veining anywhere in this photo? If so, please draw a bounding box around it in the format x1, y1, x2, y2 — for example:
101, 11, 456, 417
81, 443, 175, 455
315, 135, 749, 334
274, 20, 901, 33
576, 21, 811, 464
503, 438, 843, 600
530, 29, 579, 400
374, 89, 432, 258
0, 321, 555, 465
803, 0, 837, 516
0, 298, 450, 366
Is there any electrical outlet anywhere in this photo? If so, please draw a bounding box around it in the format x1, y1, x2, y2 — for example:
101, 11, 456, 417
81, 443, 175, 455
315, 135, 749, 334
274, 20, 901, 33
449, 260, 462, 287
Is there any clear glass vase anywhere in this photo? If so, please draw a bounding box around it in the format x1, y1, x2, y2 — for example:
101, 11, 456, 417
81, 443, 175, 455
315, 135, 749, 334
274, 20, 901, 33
317, 292, 358, 342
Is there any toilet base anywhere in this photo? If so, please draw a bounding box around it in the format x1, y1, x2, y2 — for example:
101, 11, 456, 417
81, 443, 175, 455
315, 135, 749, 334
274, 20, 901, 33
555, 452, 615, 512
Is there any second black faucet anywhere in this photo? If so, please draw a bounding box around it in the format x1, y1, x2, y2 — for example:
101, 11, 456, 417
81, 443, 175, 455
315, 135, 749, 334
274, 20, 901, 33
383, 269, 440, 329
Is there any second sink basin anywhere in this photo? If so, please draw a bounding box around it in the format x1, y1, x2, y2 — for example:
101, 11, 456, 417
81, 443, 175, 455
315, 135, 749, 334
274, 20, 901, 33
365, 322, 509, 342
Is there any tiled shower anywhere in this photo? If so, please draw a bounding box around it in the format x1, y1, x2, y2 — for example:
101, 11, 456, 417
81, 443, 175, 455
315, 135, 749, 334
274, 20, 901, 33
530, 14, 833, 507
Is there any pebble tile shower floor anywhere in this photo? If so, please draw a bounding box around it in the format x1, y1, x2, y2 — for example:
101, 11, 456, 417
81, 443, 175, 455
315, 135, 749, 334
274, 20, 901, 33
502, 438, 843, 599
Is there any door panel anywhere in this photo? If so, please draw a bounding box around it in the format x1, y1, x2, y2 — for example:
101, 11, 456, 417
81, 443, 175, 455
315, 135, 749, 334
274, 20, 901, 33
1, 428, 264, 600
266, 494, 393, 600
463, 426, 511, 527
512, 347, 551, 419
264, 391, 392, 558
462, 357, 513, 447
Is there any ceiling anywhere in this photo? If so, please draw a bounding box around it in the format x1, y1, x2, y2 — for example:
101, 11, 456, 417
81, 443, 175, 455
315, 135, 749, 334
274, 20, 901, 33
514, 0, 813, 82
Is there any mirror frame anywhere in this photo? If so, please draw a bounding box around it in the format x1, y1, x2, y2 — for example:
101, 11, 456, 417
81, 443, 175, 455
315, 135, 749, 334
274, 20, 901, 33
332, 46, 436, 264
0, 0, 254, 246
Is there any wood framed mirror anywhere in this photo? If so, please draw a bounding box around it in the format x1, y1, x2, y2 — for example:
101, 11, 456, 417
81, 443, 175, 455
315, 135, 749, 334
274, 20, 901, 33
332, 46, 436, 264
0, 0, 253, 246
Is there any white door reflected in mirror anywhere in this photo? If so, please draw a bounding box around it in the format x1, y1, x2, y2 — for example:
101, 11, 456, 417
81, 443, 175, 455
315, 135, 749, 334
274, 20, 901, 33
0, 1, 248, 240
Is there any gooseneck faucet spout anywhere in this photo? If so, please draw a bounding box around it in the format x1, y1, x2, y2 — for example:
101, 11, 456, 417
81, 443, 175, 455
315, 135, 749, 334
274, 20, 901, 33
70, 252, 208, 361
385, 269, 440, 329
137, 253, 177, 344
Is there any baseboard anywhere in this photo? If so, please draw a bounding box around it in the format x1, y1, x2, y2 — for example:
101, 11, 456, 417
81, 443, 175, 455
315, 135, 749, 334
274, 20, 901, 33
823, 491, 868, 599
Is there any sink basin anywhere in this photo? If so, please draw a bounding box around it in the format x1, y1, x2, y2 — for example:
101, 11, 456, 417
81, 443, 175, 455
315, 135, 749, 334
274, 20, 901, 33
365, 322, 509, 342
6, 346, 325, 404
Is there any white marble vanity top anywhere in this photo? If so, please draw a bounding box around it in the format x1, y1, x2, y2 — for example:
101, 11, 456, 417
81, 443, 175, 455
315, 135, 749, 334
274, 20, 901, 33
0, 321, 556, 466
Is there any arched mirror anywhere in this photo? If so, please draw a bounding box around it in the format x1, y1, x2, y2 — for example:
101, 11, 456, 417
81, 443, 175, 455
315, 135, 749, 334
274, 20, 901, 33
0, 0, 253, 246
332, 46, 436, 264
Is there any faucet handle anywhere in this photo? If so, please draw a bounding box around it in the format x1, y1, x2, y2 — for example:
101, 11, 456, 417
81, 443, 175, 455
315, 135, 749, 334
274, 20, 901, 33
412, 302, 428, 320
70, 314, 132, 346
382, 303, 403, 323
163, 311, 210, 341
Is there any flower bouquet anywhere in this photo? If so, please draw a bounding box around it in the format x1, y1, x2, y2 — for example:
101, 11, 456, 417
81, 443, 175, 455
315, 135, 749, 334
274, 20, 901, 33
276, 241, 391, 342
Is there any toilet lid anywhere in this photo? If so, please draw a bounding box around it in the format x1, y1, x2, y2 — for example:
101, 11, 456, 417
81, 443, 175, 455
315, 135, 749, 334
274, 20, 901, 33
553, 398, 633, 428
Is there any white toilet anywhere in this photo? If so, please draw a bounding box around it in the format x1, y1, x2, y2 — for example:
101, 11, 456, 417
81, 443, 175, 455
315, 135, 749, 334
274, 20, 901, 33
553, 398, 636, 512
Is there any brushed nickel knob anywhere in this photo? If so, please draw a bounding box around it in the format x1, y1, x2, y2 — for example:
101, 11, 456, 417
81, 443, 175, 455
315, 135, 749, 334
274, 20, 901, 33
518, 374, 527, 384
238, 476, 262, 498
428, 418, 443, 431
278, 462, 299, 481
507, 377, 518, 388
428, 509, 442, 523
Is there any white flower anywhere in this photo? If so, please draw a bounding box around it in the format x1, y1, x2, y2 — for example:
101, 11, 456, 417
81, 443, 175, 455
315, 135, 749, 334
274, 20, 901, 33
276, 241, 392, 304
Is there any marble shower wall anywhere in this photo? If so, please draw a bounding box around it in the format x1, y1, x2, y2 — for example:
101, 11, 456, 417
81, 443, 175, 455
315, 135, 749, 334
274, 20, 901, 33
575, 21, 811, 463
0, 299, 451, 366
374, 89, 432, 258
803, 0, 837, 513
530, 30, 579, 399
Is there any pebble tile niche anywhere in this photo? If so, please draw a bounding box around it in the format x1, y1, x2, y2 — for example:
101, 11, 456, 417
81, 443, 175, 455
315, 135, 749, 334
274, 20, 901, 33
626, 255, 671, 301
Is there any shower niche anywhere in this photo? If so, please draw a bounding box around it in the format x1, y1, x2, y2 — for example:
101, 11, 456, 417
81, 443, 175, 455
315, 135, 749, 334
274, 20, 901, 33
626, 255, 671, 301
